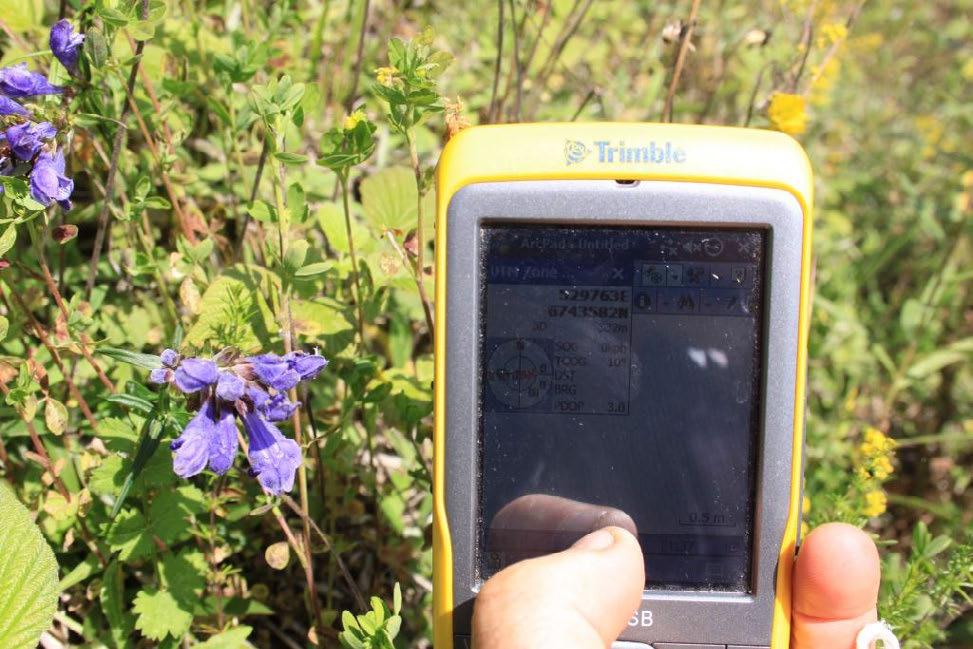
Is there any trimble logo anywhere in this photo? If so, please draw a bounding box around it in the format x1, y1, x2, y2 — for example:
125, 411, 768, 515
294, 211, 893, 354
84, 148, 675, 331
564, 139, 687, 165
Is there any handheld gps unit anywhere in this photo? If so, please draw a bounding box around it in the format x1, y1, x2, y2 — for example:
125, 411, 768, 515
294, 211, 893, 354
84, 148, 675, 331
433, 123, 813, 649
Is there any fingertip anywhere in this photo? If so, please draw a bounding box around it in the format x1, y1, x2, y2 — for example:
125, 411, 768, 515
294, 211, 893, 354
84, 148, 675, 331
794, 522, 880, 619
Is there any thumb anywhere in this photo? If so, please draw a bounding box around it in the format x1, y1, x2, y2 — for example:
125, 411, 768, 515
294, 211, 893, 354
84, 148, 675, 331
792, 522, 881, 649
473, 526, 644, 649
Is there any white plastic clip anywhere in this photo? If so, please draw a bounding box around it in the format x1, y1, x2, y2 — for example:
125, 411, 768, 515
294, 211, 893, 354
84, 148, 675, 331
856, 621, 900, 649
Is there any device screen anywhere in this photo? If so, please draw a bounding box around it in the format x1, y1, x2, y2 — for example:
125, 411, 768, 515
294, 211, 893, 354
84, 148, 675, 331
476, 224, 766, 592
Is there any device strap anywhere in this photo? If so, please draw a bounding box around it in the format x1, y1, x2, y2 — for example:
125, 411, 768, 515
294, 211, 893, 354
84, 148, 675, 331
856, 621, 900, 649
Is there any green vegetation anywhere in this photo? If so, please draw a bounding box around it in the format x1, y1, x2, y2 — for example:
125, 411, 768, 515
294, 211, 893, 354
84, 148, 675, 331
0, 0, 969, 646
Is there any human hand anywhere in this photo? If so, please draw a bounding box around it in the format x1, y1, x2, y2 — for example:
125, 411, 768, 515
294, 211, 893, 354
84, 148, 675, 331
473, 522, 880, 649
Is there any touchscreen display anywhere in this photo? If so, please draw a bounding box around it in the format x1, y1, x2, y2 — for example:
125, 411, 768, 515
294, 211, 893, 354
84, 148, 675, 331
477, 224, 766, 591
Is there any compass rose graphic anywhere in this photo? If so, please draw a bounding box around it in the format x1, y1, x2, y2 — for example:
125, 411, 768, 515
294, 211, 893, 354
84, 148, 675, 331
486, 339, 553, 409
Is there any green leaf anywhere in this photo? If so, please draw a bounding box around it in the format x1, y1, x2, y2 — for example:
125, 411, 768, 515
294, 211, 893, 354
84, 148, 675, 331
106, 393, 155, 415
132, 588, 193, 641
294, 261, 335, 277
290, 298, 355, 338
360, 167, 434, 232
0, 315, 7, 341
273, 151, 309, 165
183, 267, 279, 352
0, 483, 59, 649
149, 485, 206, 544
106, 509, 154, 560
98, 347, 163, 370
84, 27, 109, 67
58, 555, 100, 591
195, 625, 253, 648
0, 225, 16, 258
100, 561, 134, 646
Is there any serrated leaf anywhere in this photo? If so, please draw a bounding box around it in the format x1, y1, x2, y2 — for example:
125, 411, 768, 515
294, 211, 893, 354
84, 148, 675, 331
149, 485, 206, 544
161, 550, 207, 601
183, 267, 278, 352
106, 509, 154, 560
360, 167, 434, 232
132, 588, 193, 641
195, 625, 253, 648
0, 484, 59, 649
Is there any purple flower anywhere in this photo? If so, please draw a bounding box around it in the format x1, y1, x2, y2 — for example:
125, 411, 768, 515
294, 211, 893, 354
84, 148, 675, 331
149, 348, 179, 384
247, 353, 301, 391
50, 20, 84, 72
247, 351, 328, 392
260, 393, 299, 422
6, 121, 57, 161
242, 410, 302, 494
160, 348, 178, 366
0, 96, 29, 117
0, 63, 63, 97
170, 398, 239, 477
29, 150, 74, 210
216, 370, 245, 401
284, 351, 329, 382
173, 357, 218, 393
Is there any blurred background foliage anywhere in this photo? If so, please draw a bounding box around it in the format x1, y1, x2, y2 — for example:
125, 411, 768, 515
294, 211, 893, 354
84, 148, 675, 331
0, 0, 970, 646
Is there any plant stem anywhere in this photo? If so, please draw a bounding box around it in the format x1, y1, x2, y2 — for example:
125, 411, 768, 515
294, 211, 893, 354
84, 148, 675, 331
85, 0, 151, 298
282, 494, 367, 611
339, 175, 366, 343
343, 0, 371, 112
661, 0, 702, 122
0, 284, 99, 431
405, 133, 435, 339
269, 141, 324, 642
488, 0, 505, 123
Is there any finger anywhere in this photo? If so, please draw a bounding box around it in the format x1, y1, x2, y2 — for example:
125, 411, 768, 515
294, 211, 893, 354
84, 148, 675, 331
490, 494, 638, 552
474, 526, 644, 649
792, 522, 881, 649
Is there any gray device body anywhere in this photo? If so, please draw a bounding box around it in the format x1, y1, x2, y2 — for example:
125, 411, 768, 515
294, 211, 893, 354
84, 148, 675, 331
443, 179, 804, 648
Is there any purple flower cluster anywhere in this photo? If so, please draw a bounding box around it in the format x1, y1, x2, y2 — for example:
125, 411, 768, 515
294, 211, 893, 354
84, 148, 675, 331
0, 21, 82, 209
151, 349, 328, 495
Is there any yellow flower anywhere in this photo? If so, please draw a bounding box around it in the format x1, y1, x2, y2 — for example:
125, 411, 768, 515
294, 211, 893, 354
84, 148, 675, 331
962, 170, 973, 188
809, 58, 841, 106
374, 66, 399, 87
343, 110, 365, 131
872, 456, 894, 481
802, 495, 811, 515
863, 490, 887, 517
818, 22, 848, 49
767, 93, 807, 135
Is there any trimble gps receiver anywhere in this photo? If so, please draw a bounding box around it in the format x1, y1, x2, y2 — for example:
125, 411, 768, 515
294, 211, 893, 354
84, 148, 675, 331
433, 123, 813, 649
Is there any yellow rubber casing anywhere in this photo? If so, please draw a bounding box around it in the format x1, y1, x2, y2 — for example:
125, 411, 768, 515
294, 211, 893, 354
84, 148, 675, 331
433, 122, 813, 649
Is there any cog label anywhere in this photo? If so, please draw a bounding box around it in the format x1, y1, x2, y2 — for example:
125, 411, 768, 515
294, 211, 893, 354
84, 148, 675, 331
486, 339, 552, 409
